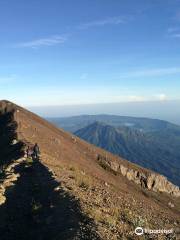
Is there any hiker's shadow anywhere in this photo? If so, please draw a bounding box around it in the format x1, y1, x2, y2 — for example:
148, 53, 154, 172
0, 160, 100, 240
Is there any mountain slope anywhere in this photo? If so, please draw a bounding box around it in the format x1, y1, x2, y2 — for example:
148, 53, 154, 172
0, 100, 180, 239
75, 121, 180, 186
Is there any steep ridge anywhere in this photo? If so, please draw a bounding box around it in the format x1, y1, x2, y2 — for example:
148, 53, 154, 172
0, 100, 180, 239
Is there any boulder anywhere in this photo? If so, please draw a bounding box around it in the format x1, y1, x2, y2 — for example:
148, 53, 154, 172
147, 174, 156, 190
126, 169, 136, 181
0, 195, 6, 205
120, 165, 128, 176
108, 160, 119, 172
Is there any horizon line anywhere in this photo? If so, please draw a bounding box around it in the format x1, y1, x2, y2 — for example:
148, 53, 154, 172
25, 99, 180, 108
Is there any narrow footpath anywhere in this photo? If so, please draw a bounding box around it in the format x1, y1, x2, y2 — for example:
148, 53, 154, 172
0, 157, 100, 240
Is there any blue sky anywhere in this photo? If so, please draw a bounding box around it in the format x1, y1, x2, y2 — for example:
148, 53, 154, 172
0, 0, 180, 106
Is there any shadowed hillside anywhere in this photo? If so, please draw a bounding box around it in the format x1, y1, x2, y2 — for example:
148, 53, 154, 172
0, 101, 24, 179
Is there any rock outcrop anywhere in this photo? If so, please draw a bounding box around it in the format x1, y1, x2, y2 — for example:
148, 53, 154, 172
97, 154, 180, 197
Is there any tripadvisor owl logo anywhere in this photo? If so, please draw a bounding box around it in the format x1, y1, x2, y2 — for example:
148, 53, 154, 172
135, 227, 144, 235
134, 227, 173, 235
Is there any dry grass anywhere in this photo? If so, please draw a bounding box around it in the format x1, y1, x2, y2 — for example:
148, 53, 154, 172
86, 208, 104, 223
121, 208, 148, 228
86, 207, 118, 227
74, 170, 93, 190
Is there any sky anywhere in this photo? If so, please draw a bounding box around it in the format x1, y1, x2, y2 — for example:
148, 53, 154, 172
0, 0, 180, 107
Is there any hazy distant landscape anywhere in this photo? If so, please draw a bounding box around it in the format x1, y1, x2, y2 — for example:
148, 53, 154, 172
30, 100, 180, 126
49, 114, 180, 186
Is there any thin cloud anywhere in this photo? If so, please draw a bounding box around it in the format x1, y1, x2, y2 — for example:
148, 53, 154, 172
156, 93, 168, 101
167, 27, 180, 33
0, 75, 16, 83
15, 35, 68, 48
115, 94, 169, 102
128, 95, 146, 102
167, 27, 180, 38
171, 33, 180, 38
78, 16, 128, 30
120, 67, 180, 78
13, 16, 130, 48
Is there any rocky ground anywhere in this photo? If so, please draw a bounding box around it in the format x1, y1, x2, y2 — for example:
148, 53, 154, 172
42, 159, 180, 240
0, 156, 179, 240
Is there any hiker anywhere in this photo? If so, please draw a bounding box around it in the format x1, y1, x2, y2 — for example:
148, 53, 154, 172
26, 146, 33, 158
33, 143, 40, 160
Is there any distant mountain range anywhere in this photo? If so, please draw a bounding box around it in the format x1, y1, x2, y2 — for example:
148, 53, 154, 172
47, 114, 180, 133
49, 115, 180, 186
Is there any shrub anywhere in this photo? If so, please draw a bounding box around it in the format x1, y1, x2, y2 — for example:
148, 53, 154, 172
78, 180, 89, 190
69, 166, 75, 171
